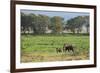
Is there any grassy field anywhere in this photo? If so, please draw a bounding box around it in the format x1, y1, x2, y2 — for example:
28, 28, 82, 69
21, 34, 89, 63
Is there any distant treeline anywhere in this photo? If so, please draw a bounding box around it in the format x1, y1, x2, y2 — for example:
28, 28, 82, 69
21, 12, 89, 34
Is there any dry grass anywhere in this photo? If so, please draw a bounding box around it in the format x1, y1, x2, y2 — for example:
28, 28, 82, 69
21, 51, 89, 63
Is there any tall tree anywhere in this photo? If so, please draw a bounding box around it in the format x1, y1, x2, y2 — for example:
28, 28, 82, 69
74, 16, 85, 33
66, 18, 76, 33
66, 16, 89, 33
29, 14, 38, 34
51, 16, 64, 33
84, 16, 89, 33
21, 12, 32, 34
21, 12, 26, 33
35, 14, 50, 34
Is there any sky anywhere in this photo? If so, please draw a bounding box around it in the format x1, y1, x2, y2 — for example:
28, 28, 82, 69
21, 9, 89, 21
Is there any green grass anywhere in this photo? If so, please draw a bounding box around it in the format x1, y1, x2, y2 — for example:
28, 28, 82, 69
21, 34, 89, 62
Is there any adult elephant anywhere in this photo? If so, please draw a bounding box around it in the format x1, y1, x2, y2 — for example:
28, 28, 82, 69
63, 43, 74, 53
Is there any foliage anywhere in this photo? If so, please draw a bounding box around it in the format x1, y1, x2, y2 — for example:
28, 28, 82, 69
50, 16, 64, 33
21, 12, 89, 34
66, 16, 89, 33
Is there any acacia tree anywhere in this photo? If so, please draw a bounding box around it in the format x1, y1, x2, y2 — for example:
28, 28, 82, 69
21, 13, 51, 34
50, 16, 64, 33
66, 18, 76, 33
74, 16, 85, 33
21, 12, 32, 34
29, 14, 38, 34
66, 16, 89, 34
34, 14, 50, 34
84, 16, 89, 33
21, 12, 26, 33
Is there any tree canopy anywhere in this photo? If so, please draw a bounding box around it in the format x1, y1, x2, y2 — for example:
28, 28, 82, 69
21, 12, 89, 34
